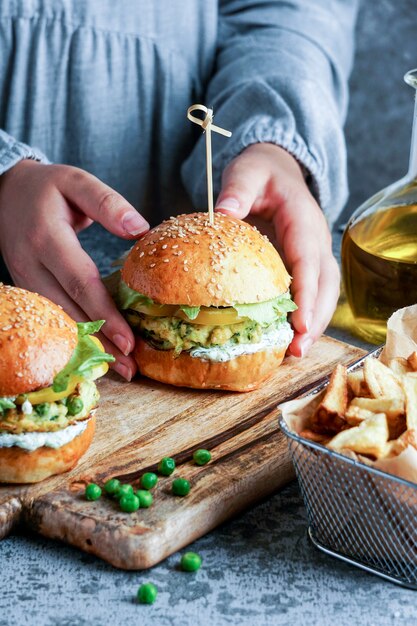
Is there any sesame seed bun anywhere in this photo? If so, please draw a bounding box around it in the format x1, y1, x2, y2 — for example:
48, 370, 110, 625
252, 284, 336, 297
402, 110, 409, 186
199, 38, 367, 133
121, 212, 291, 306
134, 337, 286, 392
0, 415, 95, 483
0, 284, 78, 396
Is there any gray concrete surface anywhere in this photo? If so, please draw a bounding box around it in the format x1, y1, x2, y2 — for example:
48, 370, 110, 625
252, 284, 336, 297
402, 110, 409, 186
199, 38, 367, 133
2, 1, 417, 625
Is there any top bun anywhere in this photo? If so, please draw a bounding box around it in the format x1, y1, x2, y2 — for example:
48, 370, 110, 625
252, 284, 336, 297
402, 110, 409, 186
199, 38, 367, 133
122, 213, 291, 307
0, 284, 78, 396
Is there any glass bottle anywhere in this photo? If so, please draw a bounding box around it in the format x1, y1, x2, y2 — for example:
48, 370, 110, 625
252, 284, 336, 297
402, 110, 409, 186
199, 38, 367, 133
341, 69, 417, 344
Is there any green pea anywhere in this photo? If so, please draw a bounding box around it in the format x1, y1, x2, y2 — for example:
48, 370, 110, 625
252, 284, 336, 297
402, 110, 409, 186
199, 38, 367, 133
85, 483, 102, 501
137, 582, 158, 605
34, 403, 49, 417
172, 477, 190, 497
180, 551, 202, 572
157, 456, 176, 476
67, 396, 84, 416
193, 449, 211, 466
140, 472, 158, 490
119, 494, 140, 513
116, 484, 134, 499
104, 478, 121, 496
136, 490, 153, 508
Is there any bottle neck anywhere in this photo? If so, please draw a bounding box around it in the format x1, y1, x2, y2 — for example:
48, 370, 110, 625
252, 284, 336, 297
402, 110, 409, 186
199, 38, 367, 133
408, 91, 417, 179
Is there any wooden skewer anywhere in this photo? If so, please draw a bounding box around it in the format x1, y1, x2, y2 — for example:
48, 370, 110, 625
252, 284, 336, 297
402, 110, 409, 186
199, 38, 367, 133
187, 104, 232, 226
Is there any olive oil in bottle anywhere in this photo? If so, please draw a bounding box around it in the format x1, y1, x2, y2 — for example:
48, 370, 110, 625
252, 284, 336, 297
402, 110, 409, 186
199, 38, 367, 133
341, 68, 417, 344
341, 203, 417, 344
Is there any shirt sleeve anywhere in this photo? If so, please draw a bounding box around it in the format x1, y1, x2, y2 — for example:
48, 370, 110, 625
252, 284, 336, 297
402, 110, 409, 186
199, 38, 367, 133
0, 129, 49, 175
181, 0, 359, 224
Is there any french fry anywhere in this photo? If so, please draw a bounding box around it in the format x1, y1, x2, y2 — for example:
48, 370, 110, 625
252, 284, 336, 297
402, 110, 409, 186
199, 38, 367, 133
303, 352, 417, 464
401, 373, 417, 430
311, 364, 348, 433
345, 405, 375, 426
327, 413, 389, 458
348, 397, 405, 439
382, 429, 417, 458
350, 397, 404, 418
363, 357, 404, 401
299, 429, 331, 445
407, 352, 417, 372
347, 369, 370, 397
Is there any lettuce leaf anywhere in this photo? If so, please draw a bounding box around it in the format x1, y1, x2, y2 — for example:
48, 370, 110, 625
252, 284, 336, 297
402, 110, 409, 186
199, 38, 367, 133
179, 306, 200, 320
233, 293, 297, 325
52, 322, 115, 393
117, 281, 297, 325
77, 320, 106, 336
0, 397, 16, 413
118, 282, 199, 320
118, 281, 154, 310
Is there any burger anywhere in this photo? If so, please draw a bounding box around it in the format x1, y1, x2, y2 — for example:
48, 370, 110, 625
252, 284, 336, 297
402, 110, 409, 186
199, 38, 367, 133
0, 284, 114, 483
118, 212, 296, 391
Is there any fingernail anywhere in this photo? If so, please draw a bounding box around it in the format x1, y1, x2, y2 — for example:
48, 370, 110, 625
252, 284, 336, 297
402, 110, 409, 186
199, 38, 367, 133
113, 333, 132, 356
300, 336, 313, 358
215, 197, 240, 212
122, 212, 149, 236
305, 311, 313, 334
113, 361, 133, 381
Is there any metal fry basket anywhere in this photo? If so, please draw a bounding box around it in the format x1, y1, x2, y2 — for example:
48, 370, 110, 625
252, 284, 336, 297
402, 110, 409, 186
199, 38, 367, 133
279, 349, 417, 589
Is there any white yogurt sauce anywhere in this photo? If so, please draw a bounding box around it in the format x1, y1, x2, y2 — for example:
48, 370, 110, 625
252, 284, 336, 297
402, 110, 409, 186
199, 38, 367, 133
189, 322, 294, 362
0, 420, 89, 451
21, 399, 33, 415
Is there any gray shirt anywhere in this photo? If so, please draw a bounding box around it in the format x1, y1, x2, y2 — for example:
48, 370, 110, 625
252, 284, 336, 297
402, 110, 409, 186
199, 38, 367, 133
0, 0, 358, 226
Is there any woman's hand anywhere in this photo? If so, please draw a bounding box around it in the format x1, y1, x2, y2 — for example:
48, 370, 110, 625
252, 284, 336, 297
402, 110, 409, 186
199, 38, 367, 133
0, 160, 150, 379
215, 143, 340, 357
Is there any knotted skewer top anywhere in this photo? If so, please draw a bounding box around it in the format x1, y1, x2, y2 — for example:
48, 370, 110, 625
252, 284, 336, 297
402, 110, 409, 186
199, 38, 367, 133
187, 104, 232, 225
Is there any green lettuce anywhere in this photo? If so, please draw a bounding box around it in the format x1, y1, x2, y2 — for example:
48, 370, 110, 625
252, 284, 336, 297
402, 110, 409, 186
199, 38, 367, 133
118, 281, 201, 319
0, 397, 16, 413
117, 280, 154, 310
234, 293, 298, 325
117, 280, 297, 324
179, 306, 200, 320
52, 321, 115, 393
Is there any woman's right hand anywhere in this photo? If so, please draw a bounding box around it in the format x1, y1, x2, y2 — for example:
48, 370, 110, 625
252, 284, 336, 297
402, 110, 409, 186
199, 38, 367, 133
0, 160, 149, 380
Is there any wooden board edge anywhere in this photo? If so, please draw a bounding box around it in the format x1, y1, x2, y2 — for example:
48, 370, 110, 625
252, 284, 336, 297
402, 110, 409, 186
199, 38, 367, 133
0, 497, 23, 540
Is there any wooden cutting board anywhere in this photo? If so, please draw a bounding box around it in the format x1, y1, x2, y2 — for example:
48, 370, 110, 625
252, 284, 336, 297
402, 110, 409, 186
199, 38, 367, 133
0, 336, 365, 569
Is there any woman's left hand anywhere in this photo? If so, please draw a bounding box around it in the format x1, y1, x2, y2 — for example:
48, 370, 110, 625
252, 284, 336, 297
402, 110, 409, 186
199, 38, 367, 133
215, 143, 340, 357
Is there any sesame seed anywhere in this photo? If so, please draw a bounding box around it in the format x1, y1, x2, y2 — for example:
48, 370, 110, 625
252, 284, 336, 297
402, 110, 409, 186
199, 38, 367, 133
163, 259, 170, 263
162, 244, 168, 249
150, 263, 156, 268
139, 251, 144, 258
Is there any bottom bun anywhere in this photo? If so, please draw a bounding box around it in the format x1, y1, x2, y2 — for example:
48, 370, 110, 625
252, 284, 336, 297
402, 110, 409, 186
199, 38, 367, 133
134, 338, 287, 392
0, 415, 96, 484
